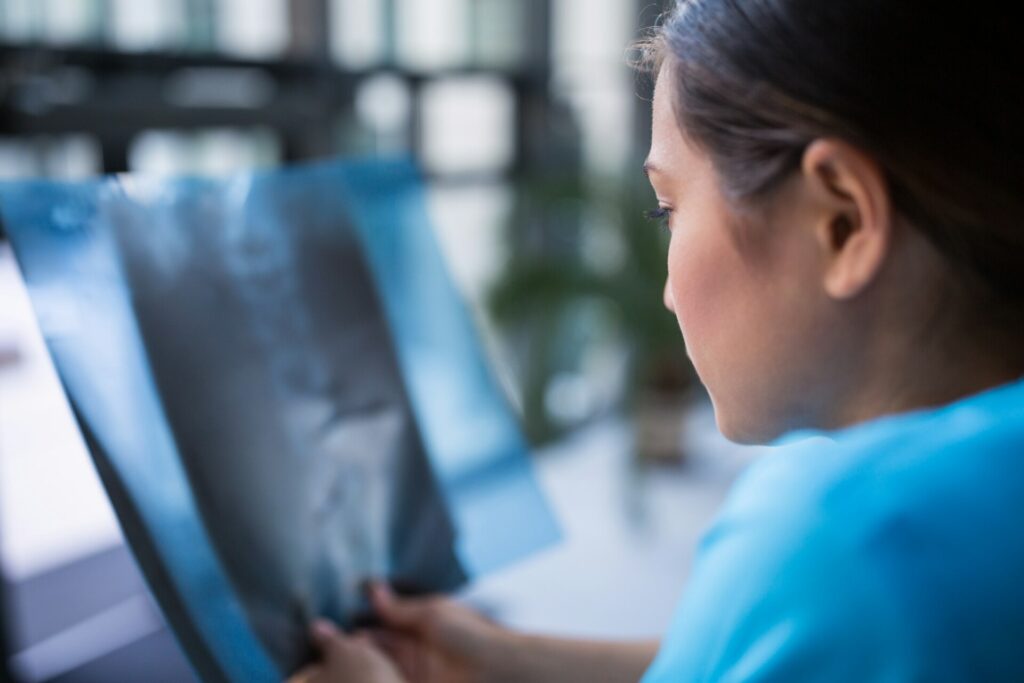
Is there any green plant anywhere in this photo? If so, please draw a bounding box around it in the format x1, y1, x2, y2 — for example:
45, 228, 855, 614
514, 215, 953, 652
489, 172, 696, 445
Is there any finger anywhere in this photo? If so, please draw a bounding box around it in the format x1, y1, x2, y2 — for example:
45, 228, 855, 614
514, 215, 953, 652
358, 626, 404, 654
357, 628, 424, 680
358, 628, 417, 661
309, 619, 348, 659
311, 621, 386, 662
350, 626, 409, 659
310, 619, 341, 644
349, 632, 374, 648
367, 582, 432, 631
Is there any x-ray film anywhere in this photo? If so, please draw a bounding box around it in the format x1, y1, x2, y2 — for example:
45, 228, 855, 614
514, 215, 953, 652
0, 158, 559, 682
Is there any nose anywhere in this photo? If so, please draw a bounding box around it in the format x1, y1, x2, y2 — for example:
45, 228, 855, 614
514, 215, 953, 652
662, 279, 675, 312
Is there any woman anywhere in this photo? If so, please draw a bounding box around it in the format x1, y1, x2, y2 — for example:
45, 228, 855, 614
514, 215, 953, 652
290, 0, 1024, 680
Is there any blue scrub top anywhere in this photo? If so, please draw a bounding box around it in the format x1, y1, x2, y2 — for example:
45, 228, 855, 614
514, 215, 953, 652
642, 376, 1024, 682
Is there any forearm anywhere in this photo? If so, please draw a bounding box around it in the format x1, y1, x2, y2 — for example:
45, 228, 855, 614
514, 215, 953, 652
493, 633, 658, 683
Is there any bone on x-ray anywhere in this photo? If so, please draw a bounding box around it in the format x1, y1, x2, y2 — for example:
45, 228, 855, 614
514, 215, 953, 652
0, 158, 559, 682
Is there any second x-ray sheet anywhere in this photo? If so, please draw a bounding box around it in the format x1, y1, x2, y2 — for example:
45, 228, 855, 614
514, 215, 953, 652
0, 158, 559, 682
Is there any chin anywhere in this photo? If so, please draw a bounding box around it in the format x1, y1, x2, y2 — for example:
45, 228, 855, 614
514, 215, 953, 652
711, 402, 788, 446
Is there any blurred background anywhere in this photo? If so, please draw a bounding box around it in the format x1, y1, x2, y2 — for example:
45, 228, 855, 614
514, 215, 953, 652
0, 1, 764, 681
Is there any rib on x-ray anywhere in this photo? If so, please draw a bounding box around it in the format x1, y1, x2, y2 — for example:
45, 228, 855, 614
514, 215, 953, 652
0, 158, 559, 682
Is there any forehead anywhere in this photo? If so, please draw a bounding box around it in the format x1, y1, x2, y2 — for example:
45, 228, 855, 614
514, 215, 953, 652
647, 65, 704, 180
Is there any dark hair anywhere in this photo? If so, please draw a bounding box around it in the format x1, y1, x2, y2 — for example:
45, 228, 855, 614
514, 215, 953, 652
639, 0, 1024, 312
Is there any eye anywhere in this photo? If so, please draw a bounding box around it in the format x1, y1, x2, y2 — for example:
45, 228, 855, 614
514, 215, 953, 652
644, 206, 673, 230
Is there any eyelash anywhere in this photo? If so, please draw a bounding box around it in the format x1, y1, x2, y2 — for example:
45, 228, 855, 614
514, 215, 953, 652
644, 206, 672, 229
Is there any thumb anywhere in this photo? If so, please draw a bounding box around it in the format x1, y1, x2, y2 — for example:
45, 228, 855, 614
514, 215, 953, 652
368, 582, 432, 632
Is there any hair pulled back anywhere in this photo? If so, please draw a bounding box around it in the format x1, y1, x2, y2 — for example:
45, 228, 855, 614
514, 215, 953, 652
641, 0, 1024, 313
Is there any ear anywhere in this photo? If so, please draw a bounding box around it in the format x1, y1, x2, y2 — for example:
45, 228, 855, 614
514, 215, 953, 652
800, 139, 893, 300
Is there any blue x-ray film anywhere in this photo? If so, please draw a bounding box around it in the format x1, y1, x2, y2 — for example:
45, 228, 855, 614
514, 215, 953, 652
0, 158, 559, 682
339, 163, 561, 575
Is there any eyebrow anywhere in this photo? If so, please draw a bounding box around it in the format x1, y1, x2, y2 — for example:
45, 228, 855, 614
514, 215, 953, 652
642, 160, 660, 177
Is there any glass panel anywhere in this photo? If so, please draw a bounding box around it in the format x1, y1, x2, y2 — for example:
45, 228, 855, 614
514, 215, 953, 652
130, 128, 281, 176
214, 0, 287, 58
109, 0, 187, 51
329, 0, 386, 68
395, 0, 469, 70
355, 73, 411, 153
0, 139, 41, 180
182, 0, 218, 52
41, 0, 105, 45
472, 0, 527, 68
552, 0, 637, 175
0, 0, 43, 42
42, 135, 102, 179
421, 76, 515, 175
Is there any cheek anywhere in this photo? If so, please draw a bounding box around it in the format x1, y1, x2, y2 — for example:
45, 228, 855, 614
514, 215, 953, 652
665, 213, 835, 442
666, 224, 745, 361
665, 219, 782, 440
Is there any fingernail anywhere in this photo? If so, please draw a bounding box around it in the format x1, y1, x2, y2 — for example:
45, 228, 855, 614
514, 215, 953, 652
311, 619, 337, 640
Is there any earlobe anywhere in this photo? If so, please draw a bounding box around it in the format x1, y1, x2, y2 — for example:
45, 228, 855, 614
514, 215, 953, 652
802, 139, 892, 300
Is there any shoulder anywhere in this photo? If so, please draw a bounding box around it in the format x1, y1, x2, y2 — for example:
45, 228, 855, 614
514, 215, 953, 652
644, 380, 1024, 682
734, 378, 1024, 541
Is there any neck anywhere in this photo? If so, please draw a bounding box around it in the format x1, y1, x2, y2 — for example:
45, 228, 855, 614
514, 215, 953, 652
830, 317, 1024, 430
826, 230, 1024, 430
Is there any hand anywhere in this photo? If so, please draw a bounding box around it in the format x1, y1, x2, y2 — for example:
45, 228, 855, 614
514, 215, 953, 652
287, 619, 407, 683
362, 582, 518, 683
